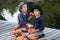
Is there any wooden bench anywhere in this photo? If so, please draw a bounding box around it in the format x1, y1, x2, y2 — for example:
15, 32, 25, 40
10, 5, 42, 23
0, 20, 60, 40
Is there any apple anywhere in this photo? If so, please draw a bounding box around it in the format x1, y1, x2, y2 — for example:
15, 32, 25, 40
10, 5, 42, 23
29, 12, 34, 17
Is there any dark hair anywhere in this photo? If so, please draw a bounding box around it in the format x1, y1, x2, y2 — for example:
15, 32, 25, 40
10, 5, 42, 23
31, 5, 43, 15
19, 2, 27, 12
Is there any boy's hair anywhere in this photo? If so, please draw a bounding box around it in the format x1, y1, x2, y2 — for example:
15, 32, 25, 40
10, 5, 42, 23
31, 5, 43, 15
19, 2, 27, 12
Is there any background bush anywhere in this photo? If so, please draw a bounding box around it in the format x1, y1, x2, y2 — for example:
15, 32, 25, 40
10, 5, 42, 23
0, 0, 60, 29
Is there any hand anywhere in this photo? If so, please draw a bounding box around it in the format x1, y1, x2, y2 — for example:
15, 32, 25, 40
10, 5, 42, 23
32, 29, 39, 33
26, 23, 33, 28
28, 25, 33, 28
28, 16, 32, 21
21, 28, 26, 31
35, 29, 39, 32
32, 29, 36, 33
26, 23, 30, 26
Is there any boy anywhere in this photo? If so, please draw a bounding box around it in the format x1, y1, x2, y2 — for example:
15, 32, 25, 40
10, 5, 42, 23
28, 5, 45, 39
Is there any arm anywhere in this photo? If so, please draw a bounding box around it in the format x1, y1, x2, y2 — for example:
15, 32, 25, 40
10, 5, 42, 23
18, 15, 27, 25
28, 16, 32, 21
39, 17, 44, 31
28, 12, 34, 21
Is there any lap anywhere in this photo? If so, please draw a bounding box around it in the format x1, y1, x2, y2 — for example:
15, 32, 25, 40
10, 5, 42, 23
27, 31, 44, 38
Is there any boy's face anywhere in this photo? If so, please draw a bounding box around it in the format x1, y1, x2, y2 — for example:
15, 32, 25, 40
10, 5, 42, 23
21, 4, 27, 13
34, 9, 41, 16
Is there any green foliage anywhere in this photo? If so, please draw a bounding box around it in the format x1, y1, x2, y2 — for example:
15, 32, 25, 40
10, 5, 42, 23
37, 0, 60, 29
0, 0, 60, 29
0, 0, 20, 12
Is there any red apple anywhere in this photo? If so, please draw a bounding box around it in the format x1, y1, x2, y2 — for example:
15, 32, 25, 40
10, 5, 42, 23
29, 12, 34, 17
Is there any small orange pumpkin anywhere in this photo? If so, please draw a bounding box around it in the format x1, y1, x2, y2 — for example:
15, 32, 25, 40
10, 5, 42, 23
16, 36, 24, 40
28, 29, 33, 34
12, 31, 16, 35
13, 29, 22, 35
28, 27, 34, 34
31, 36, 37, 40
15, 29, 22, 34
16, 35, 28, 40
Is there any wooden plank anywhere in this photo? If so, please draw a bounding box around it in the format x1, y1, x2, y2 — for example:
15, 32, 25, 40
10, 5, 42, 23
44, 27, 52, 32
45, 29, 59, 37
0, 32, 14, 39
0, 23, 17, 34
0, 23, 17, 32
55, 37, 60, 40
44, 29, 55, 34
0, 25, 16, 36
46, 32, 60, 39
0, 20, 7, 24
0, 22, 12, 31
54, 34, 60, 39
0, 22, 15, 28
0, 31, 15, 40
0, 28, 15, 40
0, 20, 17, 40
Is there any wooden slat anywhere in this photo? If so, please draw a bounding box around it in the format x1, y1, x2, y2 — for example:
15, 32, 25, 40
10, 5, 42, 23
0, 20, 7, 24
0, 23, 17, 32
46, 32, 60, 39
0, 26, 16, 40
0, 25, 17, 36
45, 30, 60, 37
54, 34, 60, 39
0, 20, 17, 40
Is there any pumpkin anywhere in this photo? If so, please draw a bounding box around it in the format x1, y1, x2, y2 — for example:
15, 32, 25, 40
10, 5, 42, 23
28, 29, 33, 34
22, 34, 28, 40
12, 31, 17, 35
28, 26, 34, 34
31, 36, 37, 40
16, 36, 24, 40
13, 29, 22, 35
16, 35, 28, 40
15, 29, 22, 34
